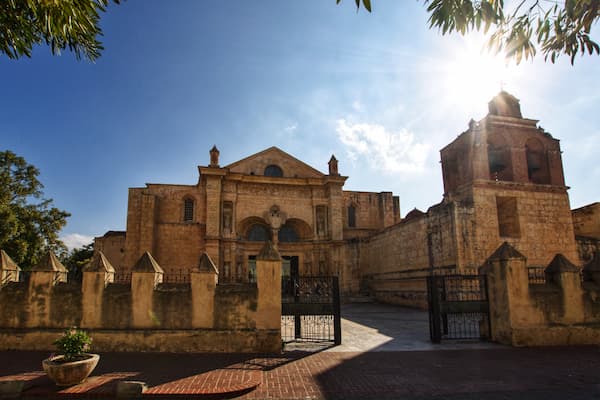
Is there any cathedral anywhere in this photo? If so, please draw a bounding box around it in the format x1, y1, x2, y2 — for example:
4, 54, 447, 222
95, 144, 400, 292
96, 92, 600, 298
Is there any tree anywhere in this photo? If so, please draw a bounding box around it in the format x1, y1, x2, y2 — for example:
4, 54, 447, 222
340, 0, 600, 64
0, 151, 70, 270
0, 0, 120, 62
62, 242, 94, 283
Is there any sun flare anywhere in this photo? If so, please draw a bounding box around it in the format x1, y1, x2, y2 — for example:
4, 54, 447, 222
435, 36, 518, 117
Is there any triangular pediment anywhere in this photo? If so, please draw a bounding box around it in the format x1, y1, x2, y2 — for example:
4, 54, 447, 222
225, 147, 325, 179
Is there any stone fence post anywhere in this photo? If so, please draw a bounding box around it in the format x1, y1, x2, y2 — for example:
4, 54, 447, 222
545, 254, 584, 324
131, 252, 163, 328
27, 252, 68, 328
191, 252, 218, 328
81, 252, 115, 328
480, 242, 529, 345
255, 241, 282, 330
0, 250, 20, 284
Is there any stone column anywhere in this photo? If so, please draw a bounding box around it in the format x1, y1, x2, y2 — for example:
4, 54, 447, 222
480, 242, 529, 345
131, 252, 163, 328
190, 252, 218, 328
255, 241, 282, 330
81, 252, 115, 328
545, 254, 584, 324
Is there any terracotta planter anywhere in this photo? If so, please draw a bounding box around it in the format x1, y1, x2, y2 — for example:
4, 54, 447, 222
42, 354, 100, 386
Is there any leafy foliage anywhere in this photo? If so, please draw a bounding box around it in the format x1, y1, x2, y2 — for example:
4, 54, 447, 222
63, 243, 94, 283
0, 151, 70, 269
337, 0, 372, 12
0, 0, 120, 61
53, 328, 92, 361
340, 0, 600, 64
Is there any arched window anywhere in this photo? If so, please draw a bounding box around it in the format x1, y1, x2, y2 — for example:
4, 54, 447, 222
525, 138, 550, 184
348, 205, 356, 228
183, 198, 194, 222
487, 135, 512, 181
278, 225, 299, 242
247, 224, 270, 241
264, 165, 283, 177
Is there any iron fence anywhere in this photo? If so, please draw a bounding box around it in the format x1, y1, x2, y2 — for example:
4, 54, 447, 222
281, 276, 334, 304
281, 315, 335, 342
427, 274, 490, 342
527, 267, 546, 284
163, 269, 191, 284
281, 276, 341, 345
113, 272, 132, 284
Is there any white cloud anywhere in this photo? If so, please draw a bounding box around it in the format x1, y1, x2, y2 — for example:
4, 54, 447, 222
284, 123, 298, 133
336, 119, 430, 174
61, 233, 94, 250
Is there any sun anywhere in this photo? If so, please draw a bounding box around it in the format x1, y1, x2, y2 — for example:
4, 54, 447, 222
436, 35, 518, 117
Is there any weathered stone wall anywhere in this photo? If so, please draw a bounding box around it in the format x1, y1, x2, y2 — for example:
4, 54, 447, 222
154, 224, 204, 270
572, 202, 600, 239
342, 191, 400, 233
483, 244, 600, 346
0, 280, 82, 329
576, 236, 600, 264
119, 185, 206, 275
235, 183, 315, 230
0, 250, 282, 353
465, 184, 579, 267
354, 200, 460, 307
94, 232, 126, 270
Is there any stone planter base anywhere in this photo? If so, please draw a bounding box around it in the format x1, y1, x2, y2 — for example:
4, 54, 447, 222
42, 354, 100, 386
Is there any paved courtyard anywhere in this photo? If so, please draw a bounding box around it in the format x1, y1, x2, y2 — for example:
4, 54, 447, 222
1, 303, 599, 399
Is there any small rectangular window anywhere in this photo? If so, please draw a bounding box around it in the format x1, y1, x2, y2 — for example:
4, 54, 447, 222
496, 196, 520, 238
183, 199, 194, 222
348, 205, 356, 228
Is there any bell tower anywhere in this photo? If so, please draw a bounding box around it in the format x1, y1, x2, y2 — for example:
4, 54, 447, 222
439, 91, 579, 267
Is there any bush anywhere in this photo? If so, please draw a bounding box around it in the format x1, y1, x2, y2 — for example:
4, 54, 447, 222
53, 328, 92, 361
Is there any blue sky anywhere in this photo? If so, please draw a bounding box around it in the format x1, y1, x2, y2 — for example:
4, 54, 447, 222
1, 1, 599, 249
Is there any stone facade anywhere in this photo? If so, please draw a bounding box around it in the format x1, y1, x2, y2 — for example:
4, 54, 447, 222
96, 146, 400, 294
361, 92, 587, 306
96, 92, 597, 304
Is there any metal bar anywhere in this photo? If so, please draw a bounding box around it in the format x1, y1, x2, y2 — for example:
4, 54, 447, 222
428, 276, 442, 343
332, 277, 342, 345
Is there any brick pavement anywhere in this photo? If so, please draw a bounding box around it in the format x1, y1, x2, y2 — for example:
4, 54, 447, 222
1, 347, 600, 399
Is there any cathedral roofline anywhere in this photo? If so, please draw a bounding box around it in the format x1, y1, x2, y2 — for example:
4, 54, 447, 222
223, 146, 326, 177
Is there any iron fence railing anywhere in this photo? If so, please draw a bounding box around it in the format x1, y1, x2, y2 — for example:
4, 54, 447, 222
281, 276, 335, 304
528, 266, 586, 284
113, 272, 132, 284
527, 267, 546, 284
162, 269, 191, 284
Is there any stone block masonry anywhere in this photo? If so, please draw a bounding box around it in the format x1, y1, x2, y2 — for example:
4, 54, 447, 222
0, 244, 282, 353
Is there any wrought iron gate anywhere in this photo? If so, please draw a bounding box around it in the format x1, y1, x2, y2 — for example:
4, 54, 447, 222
427, 274, 490, 343
281, 276, 341, 345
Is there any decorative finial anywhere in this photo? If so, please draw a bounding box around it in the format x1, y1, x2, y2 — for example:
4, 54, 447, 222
209, 145, 220, 168
328, 155, 339, 176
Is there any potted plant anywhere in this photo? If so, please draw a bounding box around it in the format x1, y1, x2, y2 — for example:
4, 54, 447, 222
42, 328, 99, 386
